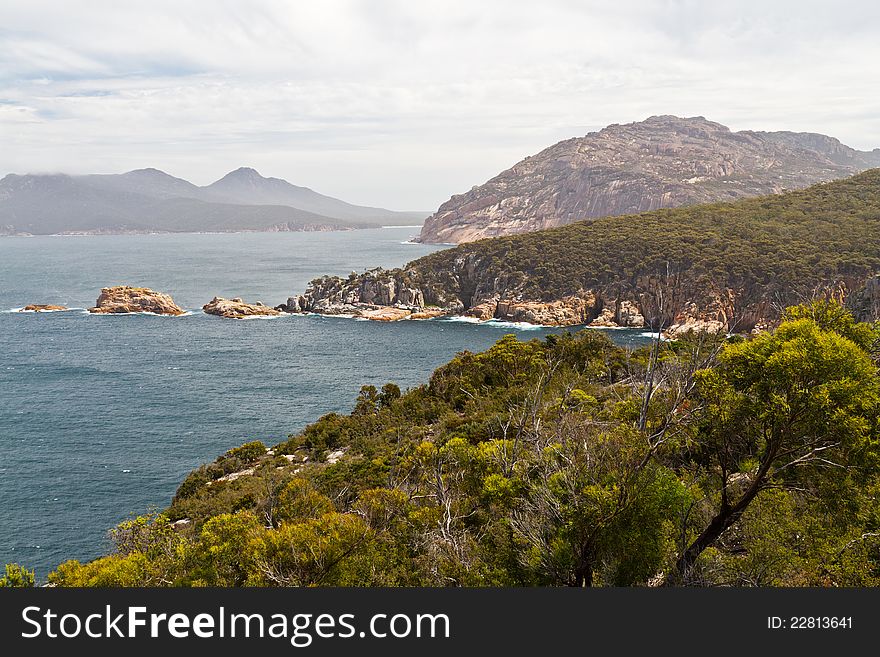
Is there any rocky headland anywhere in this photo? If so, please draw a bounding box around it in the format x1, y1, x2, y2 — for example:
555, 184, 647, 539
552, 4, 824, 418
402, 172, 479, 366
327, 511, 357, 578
287, 263, 875, 339
203, 296, 283, 319
287, 171, 880, 337
88, 286, 185, 315
284, 269, 446, 322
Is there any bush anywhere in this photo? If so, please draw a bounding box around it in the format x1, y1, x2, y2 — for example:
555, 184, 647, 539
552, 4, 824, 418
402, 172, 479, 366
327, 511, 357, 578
223, 441, 267, 463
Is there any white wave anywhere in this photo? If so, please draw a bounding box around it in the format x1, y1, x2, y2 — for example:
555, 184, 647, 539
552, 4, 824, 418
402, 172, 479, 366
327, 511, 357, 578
435, 315, 552, 330
86, 310, 193, 317
227, 313, 288, 320
6, 306, 81, 313
639, 331, 670, 341
310, 312, 359, 319
435, 315, 484, 324
483, 319, 552, 330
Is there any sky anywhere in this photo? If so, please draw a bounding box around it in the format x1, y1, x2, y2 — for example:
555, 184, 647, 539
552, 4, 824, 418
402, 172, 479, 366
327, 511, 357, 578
1, 0, 879, 210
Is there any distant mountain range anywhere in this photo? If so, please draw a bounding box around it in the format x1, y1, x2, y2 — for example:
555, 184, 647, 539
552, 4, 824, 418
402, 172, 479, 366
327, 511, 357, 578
417, 115, 880, 243
0, 167, 426, 235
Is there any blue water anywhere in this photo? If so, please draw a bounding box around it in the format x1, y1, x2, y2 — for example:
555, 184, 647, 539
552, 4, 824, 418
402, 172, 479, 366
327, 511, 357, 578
0, 228, 651, 577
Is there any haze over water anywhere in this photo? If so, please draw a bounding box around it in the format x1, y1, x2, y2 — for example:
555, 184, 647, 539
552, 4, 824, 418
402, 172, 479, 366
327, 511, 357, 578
0, 227, 651, 576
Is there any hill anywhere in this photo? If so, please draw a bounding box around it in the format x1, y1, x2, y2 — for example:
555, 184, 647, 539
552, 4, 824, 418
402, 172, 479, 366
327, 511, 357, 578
0, 168, 425, 235
417, 115, 880, 244
205, 167, 425, 223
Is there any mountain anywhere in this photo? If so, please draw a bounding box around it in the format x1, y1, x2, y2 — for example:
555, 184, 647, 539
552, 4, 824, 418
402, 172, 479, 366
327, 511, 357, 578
204, 167, 425, 223
0, 168, 425, 235
82, 168, 203, 199
417, 115, 880, 244
292, 169, 880, 334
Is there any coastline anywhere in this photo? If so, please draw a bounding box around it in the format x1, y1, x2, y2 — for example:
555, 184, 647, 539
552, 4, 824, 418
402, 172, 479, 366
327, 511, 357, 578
0, 224, 425, 238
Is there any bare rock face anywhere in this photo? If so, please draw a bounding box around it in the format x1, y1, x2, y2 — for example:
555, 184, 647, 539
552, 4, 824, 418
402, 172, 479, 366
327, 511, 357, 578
89, 286, 185, 315
202, 297, 283, 319
588, 308, 618, 328
847, 275, 880, 322
663, 318, 727, 340
418, 115, 880, 244
615, 300, 645, 327
293, 255, 873, 335
285, 268, 456, 322
20, 304, 68, 312
495, 297, 596, 325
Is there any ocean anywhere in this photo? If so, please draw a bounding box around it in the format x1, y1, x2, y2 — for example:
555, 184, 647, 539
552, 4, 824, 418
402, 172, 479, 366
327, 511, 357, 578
0, 227, 651, 577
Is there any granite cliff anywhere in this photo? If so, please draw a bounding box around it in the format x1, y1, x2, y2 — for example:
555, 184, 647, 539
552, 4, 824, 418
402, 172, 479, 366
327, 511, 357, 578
418, 115, 880, 244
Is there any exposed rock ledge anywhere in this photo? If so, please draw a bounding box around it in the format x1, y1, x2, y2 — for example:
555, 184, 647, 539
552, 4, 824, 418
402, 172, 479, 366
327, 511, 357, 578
89, 286, 185, 315
464, 295, 647, 328
288, 263, 878, 337
283, 268, 451, 322
203, 296, 283, 319
20, 304, 68, 312
846, 274, 880, 323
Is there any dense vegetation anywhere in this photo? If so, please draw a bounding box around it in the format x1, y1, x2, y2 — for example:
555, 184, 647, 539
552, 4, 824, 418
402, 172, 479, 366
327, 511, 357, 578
410, 170, 880, 305
21, 300, 878, 587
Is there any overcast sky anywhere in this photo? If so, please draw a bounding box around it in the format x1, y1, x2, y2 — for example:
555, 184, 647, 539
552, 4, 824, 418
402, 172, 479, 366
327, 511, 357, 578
2, 0, 879, 210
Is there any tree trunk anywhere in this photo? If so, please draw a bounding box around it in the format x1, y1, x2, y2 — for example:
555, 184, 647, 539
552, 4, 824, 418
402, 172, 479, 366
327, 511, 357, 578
672, 432, 780, 584
673, 475, 765, 582
573, 561, 593, 587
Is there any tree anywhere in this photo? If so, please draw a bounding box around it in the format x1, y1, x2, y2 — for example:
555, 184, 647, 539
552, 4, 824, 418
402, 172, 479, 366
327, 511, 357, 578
511, 422, 687, 586
672, 314, 880, 582
186, 512, 267, 586
1, 563, 34, 587
378, 383, 402, 407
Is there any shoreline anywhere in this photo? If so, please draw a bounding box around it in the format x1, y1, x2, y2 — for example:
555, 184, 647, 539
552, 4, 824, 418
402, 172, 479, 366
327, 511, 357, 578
0, 224, 426, 239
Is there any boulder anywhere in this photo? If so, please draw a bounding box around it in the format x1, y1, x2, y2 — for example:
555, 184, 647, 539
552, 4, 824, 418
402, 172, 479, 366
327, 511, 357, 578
89, 286, 185, 315
202, 296, 283, 319
20, 304, 68, 312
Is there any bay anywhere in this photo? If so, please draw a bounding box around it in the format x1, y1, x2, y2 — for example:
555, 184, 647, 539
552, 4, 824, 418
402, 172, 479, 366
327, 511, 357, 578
0, 227, 651, 576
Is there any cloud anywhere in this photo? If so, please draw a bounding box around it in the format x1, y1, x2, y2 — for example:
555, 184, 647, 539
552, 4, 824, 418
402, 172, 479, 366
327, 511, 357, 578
1, 0, 879, 209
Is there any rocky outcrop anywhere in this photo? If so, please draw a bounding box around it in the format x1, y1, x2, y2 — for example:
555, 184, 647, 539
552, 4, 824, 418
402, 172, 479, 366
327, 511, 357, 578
284, 268, 456, 322
89, 286, 185, 315
293, 252, 875, 336
847, 275, 880, 323
20, 304, 68, 312
466, 296, 604, 326
418, 115, 880, 244
202, 297, 283, 319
